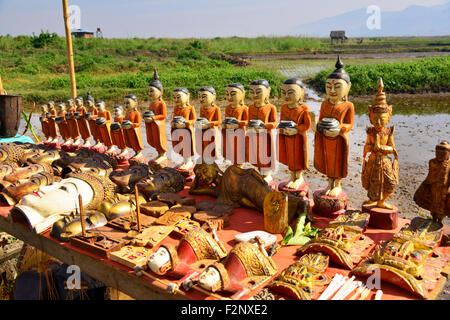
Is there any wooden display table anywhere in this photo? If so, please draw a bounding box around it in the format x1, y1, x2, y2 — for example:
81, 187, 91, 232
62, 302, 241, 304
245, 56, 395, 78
0, 187, 448, 300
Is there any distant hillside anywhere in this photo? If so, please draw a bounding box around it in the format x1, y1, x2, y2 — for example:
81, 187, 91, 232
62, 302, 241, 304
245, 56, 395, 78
292, 2, 450, 37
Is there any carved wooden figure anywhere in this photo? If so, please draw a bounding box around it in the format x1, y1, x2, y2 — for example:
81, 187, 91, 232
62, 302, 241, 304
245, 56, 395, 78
74, 96, 92, 147
414, 141, 450, 224
65, 98, 81, 146
195, 86, 221, 163
55, 102, 71, 145
246, 79, 277, 183
144, 70, 168, 164
311, 56, 354, 218
46, 101, 58, 143
95, 100, 113, 153
278, 78, 311, 195
361, 78, 399, 229
122, 95, 145, 163
171, 87, 196, 171
222, 83, 248, 166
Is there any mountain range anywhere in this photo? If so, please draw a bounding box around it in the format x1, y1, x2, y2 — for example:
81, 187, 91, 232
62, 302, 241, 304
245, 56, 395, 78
291, 2, 450, 37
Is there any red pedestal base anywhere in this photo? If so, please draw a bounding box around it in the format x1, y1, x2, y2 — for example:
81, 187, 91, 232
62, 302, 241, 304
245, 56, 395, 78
279, 181, 309, 199
129, 154, 147, 167
148, 158, 171, 169
89, 144, 107, 154
362, 204, 399, 230
43, 141, 61, 149
267, 179, 278, 191
114, 153, 131, 171
61, 143, 82, 152
176, 165, 195, 182
312, 188, 348, 218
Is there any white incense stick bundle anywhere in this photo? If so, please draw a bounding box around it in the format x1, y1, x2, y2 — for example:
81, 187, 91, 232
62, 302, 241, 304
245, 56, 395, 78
318, 274, 346, 300
358, 288, 371, 300
337, 280, 362, 300
375, 290, 383, 300
348, 283, 367, 300
331, 276, 356, 300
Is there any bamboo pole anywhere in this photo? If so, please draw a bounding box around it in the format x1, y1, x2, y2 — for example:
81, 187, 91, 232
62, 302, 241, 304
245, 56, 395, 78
0, 73, 5, 95
134, 185, 142, 233
62, 0, 77, 99
78, 194, 86, 237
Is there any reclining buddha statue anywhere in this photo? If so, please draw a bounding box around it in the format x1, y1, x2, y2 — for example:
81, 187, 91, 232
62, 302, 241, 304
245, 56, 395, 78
352, 217, 450, 299
9, 172, 116, 233
189, 163, 310, 224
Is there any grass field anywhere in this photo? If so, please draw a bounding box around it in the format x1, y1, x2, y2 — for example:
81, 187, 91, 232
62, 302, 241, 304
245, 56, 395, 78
0, 32, 449, 105
308, 56, 450, 95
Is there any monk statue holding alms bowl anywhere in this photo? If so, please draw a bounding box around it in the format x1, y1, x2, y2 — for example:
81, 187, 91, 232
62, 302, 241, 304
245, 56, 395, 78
310, 56, 354, 218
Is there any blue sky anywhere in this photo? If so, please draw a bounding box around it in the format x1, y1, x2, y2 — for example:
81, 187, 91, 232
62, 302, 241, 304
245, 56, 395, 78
0, 0, 448, 38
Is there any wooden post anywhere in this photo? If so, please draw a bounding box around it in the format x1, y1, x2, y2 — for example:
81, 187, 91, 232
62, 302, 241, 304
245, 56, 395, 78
134, 185, 142, 233
62, 0, 77, 99
78, 194, 86, 237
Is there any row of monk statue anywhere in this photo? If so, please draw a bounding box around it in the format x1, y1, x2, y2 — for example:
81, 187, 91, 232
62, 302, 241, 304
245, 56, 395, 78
37, 57, 447, 225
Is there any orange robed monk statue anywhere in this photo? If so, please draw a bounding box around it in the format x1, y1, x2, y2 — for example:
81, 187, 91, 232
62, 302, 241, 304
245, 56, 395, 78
74, 95, 92, 148
39, 104, 51, 142
171, 87, 196, 171
144, 70, 168, 164
46, 101, 59, 144
195, 86, 221, 164
222, 83, 248, 166
311, 56, 354, 217
65, 98, 81, 147
278, 78, 311, 195
55, 102, 71, 145
95, 100, 113, 153
110, 105, 128, 157
122, 95, 145, 163
361, 78, 399, 229
85, 93, 101, 149
246, 79, 277, 183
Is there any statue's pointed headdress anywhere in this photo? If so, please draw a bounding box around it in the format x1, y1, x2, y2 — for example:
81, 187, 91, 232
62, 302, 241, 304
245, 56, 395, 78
327, 55, 350, 83
368, 77, 392, 114
148, 69, 163, 91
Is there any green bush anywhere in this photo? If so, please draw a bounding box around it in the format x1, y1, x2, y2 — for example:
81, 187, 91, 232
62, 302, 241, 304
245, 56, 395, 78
308, 56, 450, 95
30, 31, 59, 48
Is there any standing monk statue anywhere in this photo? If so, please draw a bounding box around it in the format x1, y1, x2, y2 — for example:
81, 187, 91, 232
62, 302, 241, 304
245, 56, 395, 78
414, 141, 450, 224
65, 98, 81, 147
47, 101, 59, 144
85, 93, 100, 149
311, 57, 354, 217
39, 104, 51, 143
278, 78, 311, 194
222, 83, 248, 166
55, 102, 71, 146
195, 86, 221, 164
144, 70, 168, 164
122, 94, 145, 163
171, 87, 196, 171
246, 79, 277, 183
95, 100, 113, 153
75, 96, 92, 148
110, 105, 128, 157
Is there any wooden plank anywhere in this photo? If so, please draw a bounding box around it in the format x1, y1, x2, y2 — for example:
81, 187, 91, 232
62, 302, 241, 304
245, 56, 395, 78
0, 216, 185, 300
